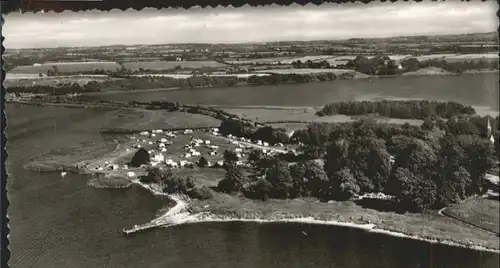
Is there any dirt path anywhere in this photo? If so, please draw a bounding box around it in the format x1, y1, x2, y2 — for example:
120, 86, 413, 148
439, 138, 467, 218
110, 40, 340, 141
209, 134, 287, 154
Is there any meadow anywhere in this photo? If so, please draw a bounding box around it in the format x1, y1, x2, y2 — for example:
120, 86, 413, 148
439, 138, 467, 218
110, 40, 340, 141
254, 68, 364, 75
221, 107, 424, 126
10, 61, 122, 74
101, 109, 222, 132
122, 61, 228, 71
442, 197, 500, 234
5, 76, 115, 88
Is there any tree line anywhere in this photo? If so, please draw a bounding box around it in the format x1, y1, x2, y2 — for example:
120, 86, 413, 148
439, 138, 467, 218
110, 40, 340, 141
317, 100, 476, 120
9, 73, 352, 95
216, 114, 498, 212
218, 119, 292, 145
345, 55, 498, 75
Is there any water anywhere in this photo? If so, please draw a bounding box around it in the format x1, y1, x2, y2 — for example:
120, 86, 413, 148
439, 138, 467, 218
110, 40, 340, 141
7, 74, 500, 268
81, 73, 500, 111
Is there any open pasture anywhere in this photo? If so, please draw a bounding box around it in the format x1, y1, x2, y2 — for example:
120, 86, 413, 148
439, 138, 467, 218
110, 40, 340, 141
122, 61, 228, 71
442, 197, 500, 234
10, 61, 122, 74
442, 53, 499, 62
101, 110, 222, 132
5, 76, 114, 88
223, 107, 423, 126
224, 56, 296, 65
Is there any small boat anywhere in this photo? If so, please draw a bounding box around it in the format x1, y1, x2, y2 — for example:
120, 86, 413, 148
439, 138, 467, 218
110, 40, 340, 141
61, 171, 67, 177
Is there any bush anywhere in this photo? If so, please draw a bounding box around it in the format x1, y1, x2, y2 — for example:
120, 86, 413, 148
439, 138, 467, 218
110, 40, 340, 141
389, 167, 437, 212
217, 163, 248, 193
163, 176, 195, 194
130, 148, 150, 167
331, 167, 360, 201
223, 150, 239, 164
243, 178, 272, 201
140, 167, 163, 183
187, 186, 213, 200
197, 156, 208, 168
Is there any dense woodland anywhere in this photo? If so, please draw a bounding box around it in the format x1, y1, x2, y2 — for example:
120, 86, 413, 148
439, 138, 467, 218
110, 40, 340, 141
317, 100, 476, 119
217, 116, 499, 212
136, 100, 499, 213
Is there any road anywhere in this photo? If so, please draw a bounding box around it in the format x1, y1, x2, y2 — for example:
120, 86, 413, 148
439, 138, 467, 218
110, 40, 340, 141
209, 134, 288, 154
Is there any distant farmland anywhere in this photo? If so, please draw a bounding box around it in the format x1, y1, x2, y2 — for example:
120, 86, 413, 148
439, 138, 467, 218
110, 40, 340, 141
415, 53, 499, 62
10, 61, 122, 74
225, 55, 336, 65
442, 53, 499, 62
122, 61, 228, 71
254, 68, 361, 75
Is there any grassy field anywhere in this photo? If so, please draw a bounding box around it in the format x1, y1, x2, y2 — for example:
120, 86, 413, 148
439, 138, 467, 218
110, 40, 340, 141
443, 53, 499, 62
224, 57, 297, 65
188, 190, 500, 251
442, 197, 500, 234
102, 109, 222, 132
414, 53, 499, 63
401, 67, 456, 76
10, 61, 122, 74
123, 61, 228, 71
254, 68, 359, 75
130, 73, 271, 79
222, 107, 424, 126
5, 76, 116, 88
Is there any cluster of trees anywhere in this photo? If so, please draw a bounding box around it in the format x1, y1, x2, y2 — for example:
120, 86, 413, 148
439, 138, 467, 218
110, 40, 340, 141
291, 60, 332, 69
247, 73, 340, 85
346, 56, 401, 75
11, 72, 355, 95
345, 55, 498, 75
216, 111, 498, 212
317, 100, 476, 120
8, 81, 103, 95
140, 166, 213, 200
218, 119, 291, 145
216, 150, 324, 200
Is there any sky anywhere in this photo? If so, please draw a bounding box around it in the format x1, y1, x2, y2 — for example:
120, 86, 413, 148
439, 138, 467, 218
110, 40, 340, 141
3, 1, 499, 49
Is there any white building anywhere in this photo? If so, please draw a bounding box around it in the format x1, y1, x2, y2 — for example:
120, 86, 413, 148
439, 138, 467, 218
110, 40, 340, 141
153, 154, 165, 162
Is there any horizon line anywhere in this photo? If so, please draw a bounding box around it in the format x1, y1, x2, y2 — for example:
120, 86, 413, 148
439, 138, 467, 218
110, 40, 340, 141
6, 31, 498, 51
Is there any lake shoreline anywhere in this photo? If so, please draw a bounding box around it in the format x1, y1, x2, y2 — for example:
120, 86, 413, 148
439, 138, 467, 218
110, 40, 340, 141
125, 179, 500, 254
23, 142, 500, 255
7, 68, 498, 97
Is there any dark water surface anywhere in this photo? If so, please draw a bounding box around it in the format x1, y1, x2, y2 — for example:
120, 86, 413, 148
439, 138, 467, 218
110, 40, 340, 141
6, 74, 500, 268
81, 73, 500, 111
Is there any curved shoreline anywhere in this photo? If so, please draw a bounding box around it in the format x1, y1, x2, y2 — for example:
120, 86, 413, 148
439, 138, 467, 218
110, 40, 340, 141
125, 179, 499, 254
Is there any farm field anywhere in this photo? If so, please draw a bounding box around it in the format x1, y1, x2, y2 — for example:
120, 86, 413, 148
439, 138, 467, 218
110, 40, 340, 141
122, 61, 228, 71
10, 61, 122, 74
254, 68, 360, 75
5, 76, 117, 88
442, 197, 500, 234
414, 53, 499, 62
130, 73, 271, 79
224, 56, 296, 65
442, 53, 499, 62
